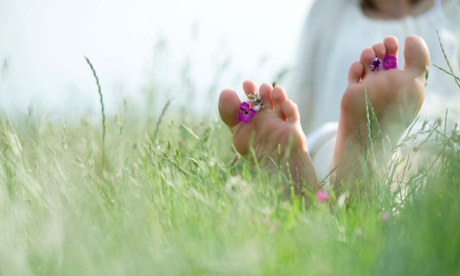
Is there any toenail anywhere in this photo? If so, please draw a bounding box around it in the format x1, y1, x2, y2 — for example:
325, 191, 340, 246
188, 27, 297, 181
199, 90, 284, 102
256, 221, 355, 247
382, 54, 397, 70
370, 57, 383, 71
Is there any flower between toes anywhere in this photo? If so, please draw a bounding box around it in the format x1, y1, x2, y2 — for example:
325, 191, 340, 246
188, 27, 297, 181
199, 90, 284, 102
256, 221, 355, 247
237, 102, 256, 124
370, 57, 383, 71
383, 54, 397, 70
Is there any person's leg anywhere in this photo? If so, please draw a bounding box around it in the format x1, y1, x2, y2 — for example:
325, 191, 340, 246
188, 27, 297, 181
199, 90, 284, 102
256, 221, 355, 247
218, 81, 319, 194
332, 35, 430, 193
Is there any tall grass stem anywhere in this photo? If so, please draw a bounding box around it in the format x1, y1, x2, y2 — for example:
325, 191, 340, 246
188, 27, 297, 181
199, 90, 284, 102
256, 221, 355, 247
435, 30, 460, 89
84, 56, 106, 161
153, 98, 172, 143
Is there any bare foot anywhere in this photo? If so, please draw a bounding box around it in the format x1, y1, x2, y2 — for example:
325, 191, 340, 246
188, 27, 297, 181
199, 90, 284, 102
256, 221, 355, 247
333, 35, 430, 191
218, 80, 318, 194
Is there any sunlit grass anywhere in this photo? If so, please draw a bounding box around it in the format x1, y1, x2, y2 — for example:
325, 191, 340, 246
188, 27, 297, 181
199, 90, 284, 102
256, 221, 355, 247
1, 97, 459, 275
1, 35, 460, 274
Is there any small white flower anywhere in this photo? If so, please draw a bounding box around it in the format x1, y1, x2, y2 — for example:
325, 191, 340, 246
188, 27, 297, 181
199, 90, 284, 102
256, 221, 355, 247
253, 103, 263, 111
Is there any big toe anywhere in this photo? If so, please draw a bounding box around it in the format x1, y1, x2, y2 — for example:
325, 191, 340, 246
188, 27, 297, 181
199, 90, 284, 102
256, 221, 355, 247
404, 35, 430, 77
218, 89, 241, 128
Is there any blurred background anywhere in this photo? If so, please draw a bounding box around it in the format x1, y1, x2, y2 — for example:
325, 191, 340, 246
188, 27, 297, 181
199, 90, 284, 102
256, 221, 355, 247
0, 0, 312, 122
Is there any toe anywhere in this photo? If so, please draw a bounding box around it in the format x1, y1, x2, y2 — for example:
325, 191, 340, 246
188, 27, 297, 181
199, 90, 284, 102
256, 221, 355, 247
372, 42, 386, 58
272, 85, 288, 120
383, 36, 399, 57
259, 83, 275, 109
218, 89, 241, 128
348, 61, 364, 83
243, 80, 258, 95
403, 35, 430, 77
282, 100, 300, 123
360, 47, 377, 74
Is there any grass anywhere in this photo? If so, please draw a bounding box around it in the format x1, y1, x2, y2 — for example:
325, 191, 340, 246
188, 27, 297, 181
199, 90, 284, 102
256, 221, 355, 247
1, 37, 460, 274
1, 101, 459, 275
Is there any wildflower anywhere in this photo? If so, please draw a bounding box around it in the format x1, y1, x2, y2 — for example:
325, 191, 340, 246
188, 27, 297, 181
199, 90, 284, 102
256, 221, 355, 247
383, 54, 397, 70
248, 93, 262, 103
252, 102, 264, 111
237, 102, 256, 124
225, 175, 250, 197
315, 189, 329, 203
380, 212, 390, 221
370, 57, 383, 71
236, 93, 264, 124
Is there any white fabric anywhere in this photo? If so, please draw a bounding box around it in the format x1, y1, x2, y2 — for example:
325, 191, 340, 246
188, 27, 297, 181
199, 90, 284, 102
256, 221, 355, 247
295, 0, 460, 179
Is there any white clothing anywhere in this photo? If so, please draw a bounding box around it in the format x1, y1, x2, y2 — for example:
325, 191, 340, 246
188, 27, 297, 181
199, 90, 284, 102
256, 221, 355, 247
293, 0, 460, 179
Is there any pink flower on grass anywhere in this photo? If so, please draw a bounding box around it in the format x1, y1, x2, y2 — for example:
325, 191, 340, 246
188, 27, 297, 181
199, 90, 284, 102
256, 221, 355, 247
380, 212, 391, 221
370, 57, 383, 71
315, 190, 329, 203
237, 102, 256, 124
383, 54, 397, 70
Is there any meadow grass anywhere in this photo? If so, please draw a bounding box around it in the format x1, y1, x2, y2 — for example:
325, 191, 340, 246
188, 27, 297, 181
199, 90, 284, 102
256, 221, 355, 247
1, 102, 459, 275
1, 39, 459, 274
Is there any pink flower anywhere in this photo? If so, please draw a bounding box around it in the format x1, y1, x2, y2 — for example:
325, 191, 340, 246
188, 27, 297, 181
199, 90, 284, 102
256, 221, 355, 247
380, 212, 391, 221
237, 102, 256, 124
315, 190, 329, 203
383, 54, 397, 70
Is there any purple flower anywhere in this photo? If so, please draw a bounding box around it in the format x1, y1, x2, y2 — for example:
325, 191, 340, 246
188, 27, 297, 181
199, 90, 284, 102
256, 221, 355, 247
383, 54, 397, 70
237, 102, 256, 124
370, 57, 383, 72
315, 190, 329, 203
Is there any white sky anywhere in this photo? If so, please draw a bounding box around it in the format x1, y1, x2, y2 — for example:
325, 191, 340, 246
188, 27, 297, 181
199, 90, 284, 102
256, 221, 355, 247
0, 0, 312, 121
